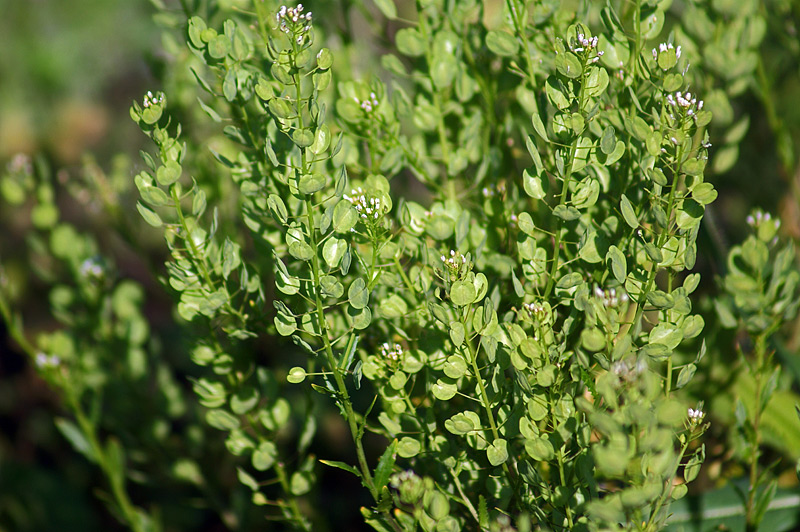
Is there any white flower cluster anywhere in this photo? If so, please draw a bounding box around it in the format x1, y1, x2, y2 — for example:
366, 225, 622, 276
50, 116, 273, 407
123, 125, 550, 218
343, 187, 385, 220
7, 153, 32, 175
570, 33, 604, 63
746, 209, 780, 230
354, 92, 379, 113
380, 342, 403, 362
611, 358, 647, 381
276, 4, 312, 42
523, 301, 546, 319
594, 286, 629, 308
142, 90, 164, 108
441, 249, 467, 269
688, 407, 705, 422
390, 469, 420, 489
80, 257, 104, 278
389, 469, 422, 489
666, 90, 704, 120
652, 42, 682, 60
35, 352, 61, 369
481, 183, 506, 198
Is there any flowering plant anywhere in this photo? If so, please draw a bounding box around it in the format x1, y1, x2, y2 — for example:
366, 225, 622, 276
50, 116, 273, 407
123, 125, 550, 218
2, 0, 800, 531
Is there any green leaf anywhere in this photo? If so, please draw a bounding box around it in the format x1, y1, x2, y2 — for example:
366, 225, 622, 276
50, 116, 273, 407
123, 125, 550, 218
348, 278, 369, 309
649, 323, 682, 349
316, 48, 333, 69
292, 129, 314, 148
323, 237, 346, 268
553, 205, 580, 220
601, 126, 616, 155
320, 275, 344, 298
267, 194, 288, 224
289, 241, 314, 261
581, 327, 606, 352
443, 355, 467, 379
487, 439, 509, 466
268, 97, 293, 119
237, 468, 259, 491
348, 306, 372, 329
675, 363, 696, 389
156, 161, 182, 186
450, 280, 476, 306
486, 30, 519, 56
136, 201, 162, 227
55, 418, 95, 462
556, 51, 582, 79
545, 77, 570, 110
208, 35, 230, 59
397, 437, 421, 458
620, 194, 638, 228
380, 294, 408, 318
287, 367, 306, 383
320, 459, 360, 478
607, 245, 627, 283
525, 437, 554, 461
275, 312, 296, 336
333, 199, 358, 233
373, 440, 397, 490
298, 173, 326, 195
206, 409, 240, 430
276, 269, 300, 295
531, 113, 548, 142
395, 28, 425, 57
431, 54, 457, 89
290, 472, 312, 495
445, 412, 475, 434
140, 184, 170, 206
646, 290, 674, 309
432, 378, 458, 400
523, 169, 546, 199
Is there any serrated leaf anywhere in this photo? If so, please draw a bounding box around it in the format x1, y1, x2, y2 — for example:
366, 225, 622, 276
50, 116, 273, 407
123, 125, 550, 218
373, 440, 397, 490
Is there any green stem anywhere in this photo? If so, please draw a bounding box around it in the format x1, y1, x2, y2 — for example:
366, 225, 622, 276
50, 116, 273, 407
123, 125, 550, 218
463, 322, 518, 493
0, 282, 150, 532
645, 429, 694, 531
629, 146, 684, 334
556, 448, 575, 528
416, 2, 452, 187
287, 51, 402, 532
542, 57, 592, 298
66, 390, 149, 532
745, 332, 768, 530
505, 0, 540, 114
273, 460, 311, 530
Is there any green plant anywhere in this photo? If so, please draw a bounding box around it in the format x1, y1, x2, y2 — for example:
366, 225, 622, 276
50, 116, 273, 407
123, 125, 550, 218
3, 0, 800, 531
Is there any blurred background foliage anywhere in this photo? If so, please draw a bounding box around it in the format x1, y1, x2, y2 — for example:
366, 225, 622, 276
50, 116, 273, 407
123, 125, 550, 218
1, 0, 800, 530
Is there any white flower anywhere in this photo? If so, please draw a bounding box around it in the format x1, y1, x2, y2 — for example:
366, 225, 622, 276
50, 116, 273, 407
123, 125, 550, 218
35, 353, 61, 369
276, 4, 312, 35
343, 188, 386, 220
688, 407, 705, 421
594, 286, 629, 308
142, 90, 164, 108
380, 343, 403, 362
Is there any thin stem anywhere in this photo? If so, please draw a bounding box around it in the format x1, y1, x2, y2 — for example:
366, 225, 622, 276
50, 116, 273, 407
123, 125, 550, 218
463, 322, 518, 493
745, 332, 768, 530
287, 50, 402, 532
0, 276, 150, 532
